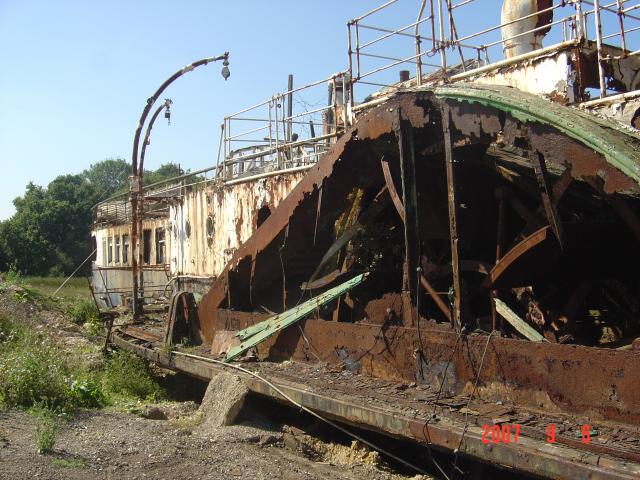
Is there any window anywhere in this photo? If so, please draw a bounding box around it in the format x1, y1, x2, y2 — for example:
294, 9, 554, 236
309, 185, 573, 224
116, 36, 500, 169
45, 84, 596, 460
102, 238, 107, 266
143, 229, 152, 264
114, 236, 121, 264
256, 205, 271, 228
122, 234, 129, 264
155, 228, 166, 264
107, 237, 113, 264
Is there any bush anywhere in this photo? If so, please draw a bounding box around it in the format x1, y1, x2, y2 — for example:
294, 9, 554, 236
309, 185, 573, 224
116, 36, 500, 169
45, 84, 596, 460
32, 405, 58, 454
67, 299, 98, 325
0, 317, 107, 411
0, 334, 72, 410
70, 379, 108, 408
103, 350, 163, 401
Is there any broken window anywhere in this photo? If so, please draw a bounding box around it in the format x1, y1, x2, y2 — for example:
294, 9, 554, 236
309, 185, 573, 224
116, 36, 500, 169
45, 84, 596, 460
114, 236, 121, 264
155, 228, 166, 264
256, 205, 272, 228
122, 234, 129, 265
107, 237, 113, 264
102, 238, 107, 266
206, 215, 214, 246
143, 229, 152, 265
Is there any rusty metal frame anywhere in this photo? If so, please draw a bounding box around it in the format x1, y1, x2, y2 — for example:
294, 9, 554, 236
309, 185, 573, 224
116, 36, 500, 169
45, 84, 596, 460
395, 107, 421, 327
113, 334, 640, 480
441, 103, 462, 331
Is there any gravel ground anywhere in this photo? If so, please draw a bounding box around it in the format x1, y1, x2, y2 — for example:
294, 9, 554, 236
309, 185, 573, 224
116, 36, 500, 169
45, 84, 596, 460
0, 279, 433, 480
0, 406, 429, 480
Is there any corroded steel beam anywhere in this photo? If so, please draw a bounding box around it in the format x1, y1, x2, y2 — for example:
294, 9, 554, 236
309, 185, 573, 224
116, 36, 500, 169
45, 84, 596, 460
112, 334, 640, 480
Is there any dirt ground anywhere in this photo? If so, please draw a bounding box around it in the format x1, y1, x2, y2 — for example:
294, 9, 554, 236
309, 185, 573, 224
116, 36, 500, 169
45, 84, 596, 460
0, 403, 428, 480
0, 279, 430, 480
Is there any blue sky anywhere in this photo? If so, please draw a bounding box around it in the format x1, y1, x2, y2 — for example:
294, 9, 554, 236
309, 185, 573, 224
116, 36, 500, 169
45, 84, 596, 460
0, 1, 633, 219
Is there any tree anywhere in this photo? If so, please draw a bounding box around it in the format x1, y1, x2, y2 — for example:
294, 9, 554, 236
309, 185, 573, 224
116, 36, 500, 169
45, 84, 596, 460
144, 162, 184, 186
0, 159, 187, 276
83, 157, 129, 201
0, 176, 97, 275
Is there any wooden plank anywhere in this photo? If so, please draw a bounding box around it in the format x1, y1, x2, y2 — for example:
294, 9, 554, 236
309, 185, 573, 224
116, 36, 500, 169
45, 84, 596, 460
494, 298, 546, 342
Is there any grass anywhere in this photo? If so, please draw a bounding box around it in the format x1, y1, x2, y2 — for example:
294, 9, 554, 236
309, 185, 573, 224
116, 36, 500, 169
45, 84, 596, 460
0, 273, 167, 452
103, 350, 164, 402
0, 314, 163, 410
51, 457, 86, 468
170, 412, 203, 430
23, 276, 90, 302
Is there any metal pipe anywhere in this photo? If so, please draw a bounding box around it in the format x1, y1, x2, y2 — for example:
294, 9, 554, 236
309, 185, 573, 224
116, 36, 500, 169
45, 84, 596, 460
139, 99, 172, 180
442, 104, 460, 330
579, 88, 640, 106
616, 0, 628, 51
216, 123, 224, 168
351, 0, 398, 23
458, 1, 562, 44
137, 98, 172, 305
449, 39, 578, 82
355, 22, 362, 79
129, 52, 229, 319
287, 74, 293, 143
273, 95, 282, 169
416, 0, 427, 85
438, 0, 447, 79
357, 16, 434, 51
347, 22, 355, 112
593, 0, 608, 98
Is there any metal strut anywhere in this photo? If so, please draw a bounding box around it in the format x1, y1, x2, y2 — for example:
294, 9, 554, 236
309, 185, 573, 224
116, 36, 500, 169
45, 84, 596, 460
442, 103, 462, 331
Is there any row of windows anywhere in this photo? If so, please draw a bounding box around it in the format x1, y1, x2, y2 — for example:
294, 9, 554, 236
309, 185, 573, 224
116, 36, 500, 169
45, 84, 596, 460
103, 234, 129, 265
102, 228, 166, 266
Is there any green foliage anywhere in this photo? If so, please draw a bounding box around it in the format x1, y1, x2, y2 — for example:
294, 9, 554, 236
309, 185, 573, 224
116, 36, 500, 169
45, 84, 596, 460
0, 272, 52, 308
67, 298, 98, 325
104, 350, 164, 401
52, 457, 85, 468
83, 157, 129, 200
65, 298, 103, 337
32, 405, 58, 454
0, 158, 185, 277
0, 175, 95, 276
144, 162, 184, 186
0, 327, 74, 410
0, 316, 107, 412
69, 379, 107, 408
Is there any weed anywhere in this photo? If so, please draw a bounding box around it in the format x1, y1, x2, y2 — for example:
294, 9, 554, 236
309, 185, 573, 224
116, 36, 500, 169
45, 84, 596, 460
0, 332, 72, 410
170, 412, 203, 430
52, 457, 85, 468
32, 405, 58, 454
70, 379, 108, 408
0, 316, 108, 411
103, 350, 164, 401
67, 299, 98, 325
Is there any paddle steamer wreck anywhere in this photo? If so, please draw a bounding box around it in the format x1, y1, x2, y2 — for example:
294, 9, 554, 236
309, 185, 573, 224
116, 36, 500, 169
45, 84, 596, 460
92, 1, 640, 478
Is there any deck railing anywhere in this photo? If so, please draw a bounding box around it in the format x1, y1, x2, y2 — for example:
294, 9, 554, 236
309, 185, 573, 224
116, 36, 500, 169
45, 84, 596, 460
219, 71, 350, 180
347, 0, 640, 104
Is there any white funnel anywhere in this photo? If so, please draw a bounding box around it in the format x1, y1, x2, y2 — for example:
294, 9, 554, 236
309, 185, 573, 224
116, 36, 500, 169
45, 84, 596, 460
501, 0, 553, 58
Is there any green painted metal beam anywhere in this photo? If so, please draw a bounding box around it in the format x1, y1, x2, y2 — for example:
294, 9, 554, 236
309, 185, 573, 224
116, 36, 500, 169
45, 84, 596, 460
433, 84, 640, 186
225, 273, 368, 362
494, 298, 546, 342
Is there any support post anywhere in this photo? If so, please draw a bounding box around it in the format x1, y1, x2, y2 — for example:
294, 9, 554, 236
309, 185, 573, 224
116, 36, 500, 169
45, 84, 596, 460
528, 148, 565, 249
442, 103, 461, 331
395, 108, 420, 327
